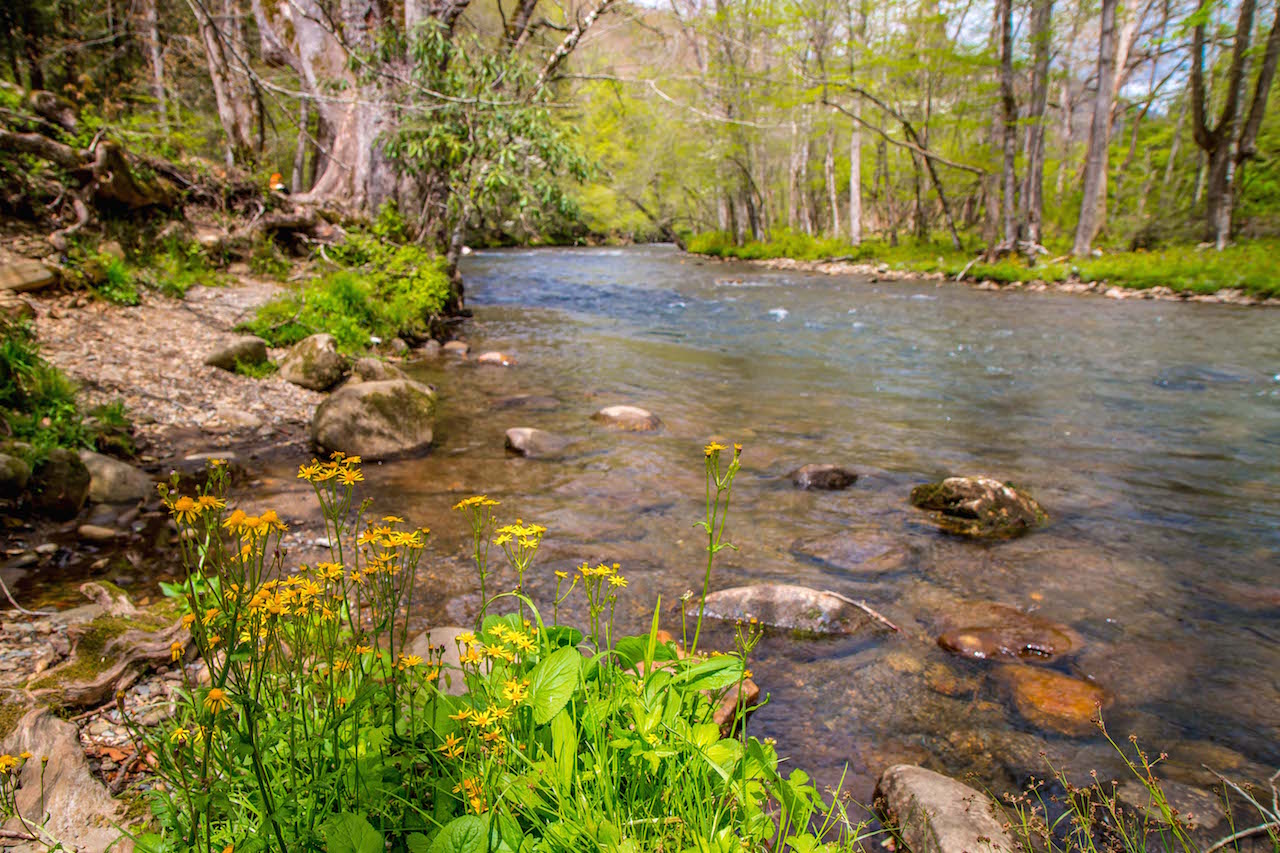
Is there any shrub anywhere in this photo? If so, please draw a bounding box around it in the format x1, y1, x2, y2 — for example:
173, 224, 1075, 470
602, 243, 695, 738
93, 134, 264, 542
142, 239, 222, 298
126, 446, 870, 852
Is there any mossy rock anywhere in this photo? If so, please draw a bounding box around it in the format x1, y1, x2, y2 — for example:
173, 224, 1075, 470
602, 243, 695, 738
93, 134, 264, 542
909, 476, 1046, 539
311, 378, 437, 461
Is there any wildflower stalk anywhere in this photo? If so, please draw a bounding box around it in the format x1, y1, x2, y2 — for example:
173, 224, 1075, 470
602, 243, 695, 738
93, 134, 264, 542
690, 442, 741, 657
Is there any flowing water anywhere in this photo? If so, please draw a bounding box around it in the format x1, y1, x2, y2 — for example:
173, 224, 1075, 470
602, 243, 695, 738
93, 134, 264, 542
336, 246, 1280, 797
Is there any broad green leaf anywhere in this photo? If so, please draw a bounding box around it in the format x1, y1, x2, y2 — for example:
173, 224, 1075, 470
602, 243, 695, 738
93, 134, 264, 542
527, 645, 582, 725
323, 813, 384, 853
428, 815, 488, 853
677, 655, 743, 692
550, 708, 577, 794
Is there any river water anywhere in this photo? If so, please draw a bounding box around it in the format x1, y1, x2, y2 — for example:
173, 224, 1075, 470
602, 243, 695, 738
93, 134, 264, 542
376, 245, 1278, 799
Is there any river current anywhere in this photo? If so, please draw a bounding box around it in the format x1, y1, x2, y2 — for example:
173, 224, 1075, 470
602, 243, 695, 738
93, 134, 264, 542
379, 245, 1278, 799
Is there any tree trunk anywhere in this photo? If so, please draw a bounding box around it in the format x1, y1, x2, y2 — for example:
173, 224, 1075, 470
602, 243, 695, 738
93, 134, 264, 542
825, 126, 841, 237
997, 0, 1019, 250
850, 119, 863, 244
1072, 0, 1118, 256
141, 0, 167, 130
291, 97, 311, 195
190, 0, 258, 166
1021, 0, 1053, 246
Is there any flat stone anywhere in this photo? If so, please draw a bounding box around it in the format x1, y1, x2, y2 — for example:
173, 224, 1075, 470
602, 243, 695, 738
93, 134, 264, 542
876, 764, 1017, 853
696, 584, 879, 635
791, 531, 911, 575
1116, 780, 1227, 830
591, 405, 662, 432
204, 336, 269, 371
998, 665, 1106, 737
78, 524, 121, 542
415, 340, 442, 358
0, 258, 59, 292
791, 464, 858, 490
492, 394, 560, 411
442, 340, 469, 356
504, 428, 569, 459
936, 603, 1076, 662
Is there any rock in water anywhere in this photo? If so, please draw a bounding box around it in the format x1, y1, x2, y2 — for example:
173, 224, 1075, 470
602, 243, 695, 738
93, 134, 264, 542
0, 452, 31, 500
790, 464, 858, 490
876, 765, 1016, 853
696, 584, 878, 634
791, 531, 911, 575
79, 450, 152, 503
910, 476, 1046, 538
936, 603, 1076, 662
29, 448, 91, 518
505, 427, 569, 458
591, 405, 662, 432
279, 333, 348, 391
442, 340, 470, 356
476, 351, 516, 366
311, 378, 436, 461
0, 258, 59, 292
998, 665, 1106, 736
204, 335, 269, 371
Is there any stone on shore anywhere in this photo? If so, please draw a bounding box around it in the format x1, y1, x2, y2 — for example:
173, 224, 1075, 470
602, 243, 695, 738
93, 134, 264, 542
78, 524, 121, 542
0, 290, 36, 322
910, 476, 1046, 538
279, 333, 348, 391
591, 405, 662, 432
79, 450, 152, 504
998, 665, 1106, 736
0, 452, 31, 500
505, 427, 569, 458
875, 764, 1016, 853
311, 378, 436, 461
696, 584, 877, 634
29, 448, 91, 518
791, 464, 858, 490
203, 335, 269, 372
0, 258, 59, 292
351, 357, 408, 383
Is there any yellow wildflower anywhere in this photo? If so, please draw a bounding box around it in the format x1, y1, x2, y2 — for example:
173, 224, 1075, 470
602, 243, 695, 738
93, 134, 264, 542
502, 679, 530, 703
169, 496, 201, 524
333, 660, 351, 673
196, 495, 225, 512
298, 461, 322, 481
354, 644, 373, 655
170, 640, 184, 662
182, 613, 196, 630
338, 467, 363, 486
456, 631, 476, 645
398, 654, 423, 670
448, 708, 473, 723
0, 755, 16, 772
609, 574, 628, 588
204, 688, 231, 714
704, 441, 727, 457
169, 726, 191, 744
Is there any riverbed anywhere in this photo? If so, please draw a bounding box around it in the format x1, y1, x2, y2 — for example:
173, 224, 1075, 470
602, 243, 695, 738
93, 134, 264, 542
316, 246, 1280, 798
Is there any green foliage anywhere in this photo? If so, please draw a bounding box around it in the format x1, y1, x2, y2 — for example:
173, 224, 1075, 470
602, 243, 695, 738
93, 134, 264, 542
0, 322, 132, 459
232, 358, 277, 379
91, 253, 141, 306
240, 235, 451, 352
140, 239, 223, 298
249, 236, 291, 281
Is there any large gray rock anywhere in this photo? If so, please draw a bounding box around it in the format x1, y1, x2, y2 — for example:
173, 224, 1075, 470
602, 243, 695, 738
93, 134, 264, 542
3, 708, 135, 852
0, 452, 31, 500
204, 335, 269, 371
876, 765, 1016, 853
504, 427, 569, 459
695, 584, 879, 635
279, 333, 348, 391
591, 405, 662, 432
79, 450, 152, 504
0, 258, 58, 292
29, 448, 90, 518
311, 378, 436, 461
909, 476, 1046, 538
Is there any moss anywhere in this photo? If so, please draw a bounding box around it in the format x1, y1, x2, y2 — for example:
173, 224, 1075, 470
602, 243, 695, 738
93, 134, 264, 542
0, 694, 31, 742
27, 609, 170, 692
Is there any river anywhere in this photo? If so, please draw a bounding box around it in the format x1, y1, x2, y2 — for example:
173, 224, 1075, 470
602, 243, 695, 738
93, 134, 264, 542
373, 245, 1276, 799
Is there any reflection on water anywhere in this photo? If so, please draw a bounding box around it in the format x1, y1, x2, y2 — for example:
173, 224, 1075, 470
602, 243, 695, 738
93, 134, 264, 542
332, 246, 1280, 796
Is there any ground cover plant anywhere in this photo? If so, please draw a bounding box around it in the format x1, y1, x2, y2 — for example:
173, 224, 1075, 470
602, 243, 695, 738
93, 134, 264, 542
125, 445, 869, 852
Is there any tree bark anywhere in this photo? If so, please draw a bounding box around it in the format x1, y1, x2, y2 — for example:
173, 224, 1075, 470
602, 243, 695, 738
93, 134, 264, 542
997, 0, 1019, 250
141, 0, 168, 130
1072, 0, 1118, 256
825, 126, 840, 237
1021, 0, 1053, 247
189, 0, 259, 167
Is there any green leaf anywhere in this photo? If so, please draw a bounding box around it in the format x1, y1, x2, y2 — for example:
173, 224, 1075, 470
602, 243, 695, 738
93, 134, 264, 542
406, 834, 431, 853
676, 655, 744, 692
428, 815, 488, 853
323, 813, 384, 853
550, 708, 577, 794
527, 645, 582, 725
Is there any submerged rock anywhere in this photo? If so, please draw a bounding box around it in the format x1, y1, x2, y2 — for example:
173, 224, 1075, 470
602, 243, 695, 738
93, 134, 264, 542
876, 764, 1016, 853
311, 378, 437, 461
204, 335, 269, 372
279, 333, 348, 391
1116, 779, 1226, 830
29, 448, 90, 518
998, 665, 1106, 736
910, 476, 1046, 538
790, 464, 858, 490
591, 405, 662, 432
476, 351, 516, 366
504, 427, 569, 459
935, 603, 1077, 662
791, 531, 912, 575
80, 450, 152, 504
442, 340, 470, 356
697, 584, 877, 634
493, 394, 560, 411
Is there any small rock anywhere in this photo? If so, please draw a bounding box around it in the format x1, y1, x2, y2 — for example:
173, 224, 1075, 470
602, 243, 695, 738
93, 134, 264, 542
791, 531, 911, 575
0, 258, 59, 292
936, 603, 1076, 662
415, 340, 442, 358
998, 665, 1106, 736
352, 357, 408, 383
389, 338, 409, 356
876, 765, 1017, 853
34, 543, 58, 556
696, 584, 881, 635
29, 448, 91, 518
442, 340, 470, 356
278, 333, 348, 391
714, 677, 759, 735
591, 405, 662, 432
407, 626, 479, 695
476, 351, 515, 366
78, 524, 120, 542
0, 452, 31, 499
0, 291, 35, 323
909, 476, 1047, 538
790, 464, 858, 490
1115, 780, 1226, 830
79, 450, 152, 504
204, 336, 269, 372
492, 394, 560, 411
504, 428, 569, 459
98, 240, 126, 261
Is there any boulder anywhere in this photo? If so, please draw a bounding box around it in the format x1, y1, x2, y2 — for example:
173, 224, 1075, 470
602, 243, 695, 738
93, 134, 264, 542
505, 428, 569, 459
279, 333, 348, 391
0, 452, 31, 500
791, 464, 858, 490
936, 603, 1076, 662
407, 626, 482, 696
2, 708, 135, 852
909, 476, 1046, 538
79, 450, 152, 504
29, 448, 90, 518
476, 351, 516, 366
791, 531, 911, 575
204, 335, 269, 371
875, 765, 1016, 853
998, 665, 1106, 736
311, 378, 436, 461
591, 405, 662, 432
696, 584, 878, 635
0, 258, 58, 293
352, 357, 407, 383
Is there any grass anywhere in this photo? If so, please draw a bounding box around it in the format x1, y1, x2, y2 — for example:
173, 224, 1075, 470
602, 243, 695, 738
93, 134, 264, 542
685, 231, 1280, 299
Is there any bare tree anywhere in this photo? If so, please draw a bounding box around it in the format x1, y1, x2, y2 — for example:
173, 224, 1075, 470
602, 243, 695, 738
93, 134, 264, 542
1073, 0, 1118, 255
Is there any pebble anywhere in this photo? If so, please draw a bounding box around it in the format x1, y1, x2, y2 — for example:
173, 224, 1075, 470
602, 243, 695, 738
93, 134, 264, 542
35, 543, 58, 555
78, 524, 121, 542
